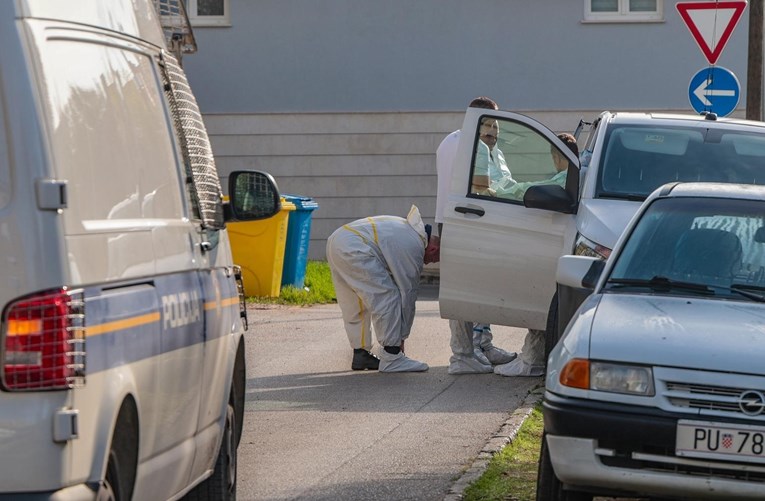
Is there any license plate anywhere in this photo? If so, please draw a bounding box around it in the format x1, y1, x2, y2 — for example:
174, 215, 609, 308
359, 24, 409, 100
676, 420, 765, 464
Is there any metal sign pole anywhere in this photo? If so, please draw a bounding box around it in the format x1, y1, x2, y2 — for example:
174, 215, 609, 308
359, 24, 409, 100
747, 0, 764, 120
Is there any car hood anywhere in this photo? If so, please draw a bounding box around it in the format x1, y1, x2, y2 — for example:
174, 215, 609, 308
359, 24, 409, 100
588, 293, 765, 373
577, 198, 641, 250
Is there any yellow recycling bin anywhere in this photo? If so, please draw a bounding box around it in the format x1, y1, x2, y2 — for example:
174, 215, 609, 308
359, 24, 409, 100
228, 198, 296, 297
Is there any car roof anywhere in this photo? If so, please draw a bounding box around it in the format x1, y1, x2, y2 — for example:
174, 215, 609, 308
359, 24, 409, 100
658, 182, 765, 200
606, 111, 765, 131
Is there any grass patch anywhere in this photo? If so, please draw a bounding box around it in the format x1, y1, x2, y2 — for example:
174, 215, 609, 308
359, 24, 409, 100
462, 403, 544, 501
247, 260, 336, 306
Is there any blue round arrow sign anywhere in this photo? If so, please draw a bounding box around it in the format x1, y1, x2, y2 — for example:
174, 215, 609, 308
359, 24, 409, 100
688, 66, 740, 117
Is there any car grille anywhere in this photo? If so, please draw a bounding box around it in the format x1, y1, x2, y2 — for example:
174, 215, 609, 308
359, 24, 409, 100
663, 381, 752, 412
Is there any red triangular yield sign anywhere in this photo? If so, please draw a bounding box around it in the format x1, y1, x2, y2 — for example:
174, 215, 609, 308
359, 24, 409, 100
676, 1, 747, 65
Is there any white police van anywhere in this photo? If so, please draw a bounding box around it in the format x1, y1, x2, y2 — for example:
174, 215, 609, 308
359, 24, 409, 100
0, 1, 279, 499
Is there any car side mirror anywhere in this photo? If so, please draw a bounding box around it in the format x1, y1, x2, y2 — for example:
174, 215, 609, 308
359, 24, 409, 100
556, 255, 605, 290
524, 184, 576, 214
226, 170, 281, 222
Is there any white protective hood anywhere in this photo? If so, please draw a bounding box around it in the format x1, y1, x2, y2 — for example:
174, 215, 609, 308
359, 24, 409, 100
406, 205, 428, 245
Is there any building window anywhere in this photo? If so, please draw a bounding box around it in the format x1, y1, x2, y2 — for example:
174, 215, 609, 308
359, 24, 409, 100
185, 0, 230, 27
585, 0, 663, 22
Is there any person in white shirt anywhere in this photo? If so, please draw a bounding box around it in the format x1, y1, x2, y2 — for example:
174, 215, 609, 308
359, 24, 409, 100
434, 97, 517, 375
471, 117, 515, 196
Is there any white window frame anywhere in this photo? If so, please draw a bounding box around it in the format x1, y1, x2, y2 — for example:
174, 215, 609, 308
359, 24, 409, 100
185, 0, 231, 27
584, 0, 664, 23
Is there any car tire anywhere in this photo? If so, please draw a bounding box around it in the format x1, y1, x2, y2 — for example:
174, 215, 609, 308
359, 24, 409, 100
101, 448, 121, 501
100, 400, 138, 501
185, 399, 238, 500
544, 293, 560, 366
536, 432, 592, 501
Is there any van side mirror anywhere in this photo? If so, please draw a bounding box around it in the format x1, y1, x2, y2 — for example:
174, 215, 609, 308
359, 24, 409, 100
226, 170, 281, 222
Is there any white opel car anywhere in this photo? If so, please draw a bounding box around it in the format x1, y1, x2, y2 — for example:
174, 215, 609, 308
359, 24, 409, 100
538, 182, 765, 500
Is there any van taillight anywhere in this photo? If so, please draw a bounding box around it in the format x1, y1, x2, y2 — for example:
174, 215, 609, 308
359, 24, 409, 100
2, 288, 85, 391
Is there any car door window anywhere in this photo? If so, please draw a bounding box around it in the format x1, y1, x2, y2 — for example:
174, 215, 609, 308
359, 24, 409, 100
467, 116, 577, 204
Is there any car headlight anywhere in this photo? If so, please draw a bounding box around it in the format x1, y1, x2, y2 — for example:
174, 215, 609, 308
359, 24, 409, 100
560, 359, 655, 396
574, 235, 611, 260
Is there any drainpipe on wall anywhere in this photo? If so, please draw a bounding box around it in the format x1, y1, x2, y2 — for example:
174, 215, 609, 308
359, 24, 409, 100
747, 0, 763, 120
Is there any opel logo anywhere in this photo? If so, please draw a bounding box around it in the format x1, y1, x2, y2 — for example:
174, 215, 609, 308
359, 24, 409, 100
738, 390, 765, 416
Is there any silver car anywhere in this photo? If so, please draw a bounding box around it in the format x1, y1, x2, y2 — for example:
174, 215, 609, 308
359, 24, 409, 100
538, 182, 765, 500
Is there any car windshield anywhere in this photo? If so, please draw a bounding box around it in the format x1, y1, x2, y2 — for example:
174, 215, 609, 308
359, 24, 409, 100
596, 124, 765, 200
606, 196, 765, 300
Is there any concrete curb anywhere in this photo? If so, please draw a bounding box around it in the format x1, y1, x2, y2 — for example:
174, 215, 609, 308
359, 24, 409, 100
443, 384, 546, 501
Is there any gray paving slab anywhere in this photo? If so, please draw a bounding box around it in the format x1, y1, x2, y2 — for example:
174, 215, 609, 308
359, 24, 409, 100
237, 285, 543, 501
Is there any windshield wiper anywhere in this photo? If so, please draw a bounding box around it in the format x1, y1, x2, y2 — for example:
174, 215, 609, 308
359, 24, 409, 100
727, 284, 765, 303
606, 276, 714, 294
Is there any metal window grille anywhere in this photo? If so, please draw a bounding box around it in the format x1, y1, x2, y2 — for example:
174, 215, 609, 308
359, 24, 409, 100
161, 52, 225, 229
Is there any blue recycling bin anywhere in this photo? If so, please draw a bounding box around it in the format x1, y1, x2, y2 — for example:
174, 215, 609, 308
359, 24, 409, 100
281, 194, 319, 289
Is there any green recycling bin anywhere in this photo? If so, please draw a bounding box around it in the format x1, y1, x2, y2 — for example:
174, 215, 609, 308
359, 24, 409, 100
281, 195, 319, 289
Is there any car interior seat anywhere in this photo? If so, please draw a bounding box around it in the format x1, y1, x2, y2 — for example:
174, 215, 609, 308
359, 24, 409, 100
671, 228, 743, 285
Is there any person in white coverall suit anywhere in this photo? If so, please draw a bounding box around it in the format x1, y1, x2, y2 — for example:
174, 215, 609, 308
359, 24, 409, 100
327, 205, 440, 372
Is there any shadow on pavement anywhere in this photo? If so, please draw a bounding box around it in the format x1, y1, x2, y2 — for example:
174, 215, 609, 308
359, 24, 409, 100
246, 367, 540, 414
291, 475, 451, 501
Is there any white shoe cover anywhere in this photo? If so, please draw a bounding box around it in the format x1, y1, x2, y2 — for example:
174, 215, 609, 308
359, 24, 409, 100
379, 351, 429, 372
448, 354, 493, 375
482, 346, 517, 365
493, 358, 544, 377
473, 347, 491, 366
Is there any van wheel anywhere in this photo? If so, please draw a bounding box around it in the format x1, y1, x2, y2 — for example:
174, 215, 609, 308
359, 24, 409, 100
544, 293, 560, 366
100, 400, 138, 501
536, 432, 591, 501
232, 341, 246, 448
100, 449, 121, 501
186, 400, 238, 500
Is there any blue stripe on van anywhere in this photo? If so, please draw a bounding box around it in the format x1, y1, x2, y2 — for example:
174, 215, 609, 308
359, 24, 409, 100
83, 269, 240, 374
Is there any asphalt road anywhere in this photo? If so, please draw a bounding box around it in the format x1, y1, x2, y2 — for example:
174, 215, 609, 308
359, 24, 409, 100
236, 284, 542, 501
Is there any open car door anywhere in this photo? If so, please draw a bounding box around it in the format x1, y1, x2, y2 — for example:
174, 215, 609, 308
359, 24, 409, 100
439, 108, 581, 330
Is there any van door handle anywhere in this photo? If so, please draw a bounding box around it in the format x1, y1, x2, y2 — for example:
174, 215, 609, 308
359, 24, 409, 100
454, 206, 485, 217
